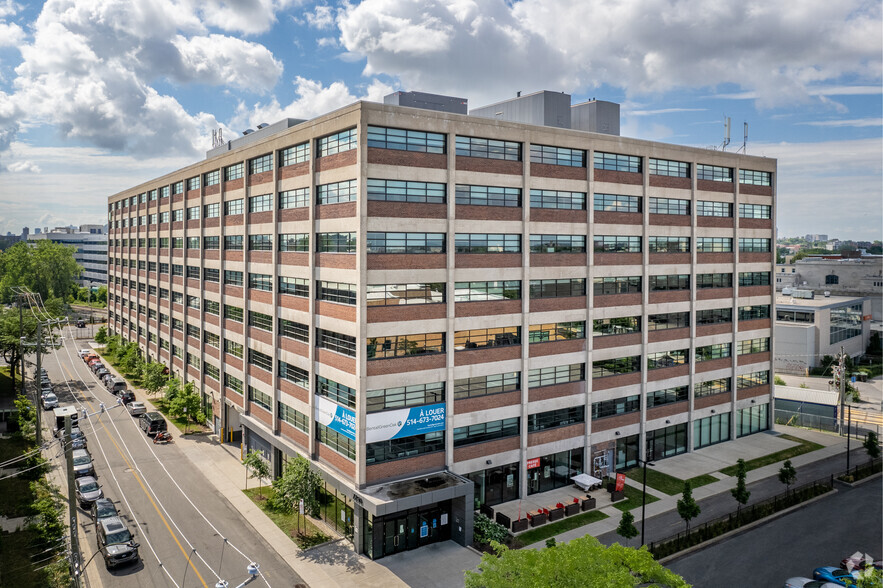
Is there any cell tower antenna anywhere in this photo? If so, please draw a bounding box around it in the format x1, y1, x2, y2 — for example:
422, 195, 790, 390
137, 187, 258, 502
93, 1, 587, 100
721, 116, 731, 150
739, 122, 748, 153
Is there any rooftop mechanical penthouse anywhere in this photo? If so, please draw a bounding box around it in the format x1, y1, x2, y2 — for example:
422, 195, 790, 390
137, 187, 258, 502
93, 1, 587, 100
107, 90, 776, 559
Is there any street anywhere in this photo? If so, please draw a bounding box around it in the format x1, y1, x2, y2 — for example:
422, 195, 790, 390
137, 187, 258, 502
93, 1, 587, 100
41, 325, 306, 588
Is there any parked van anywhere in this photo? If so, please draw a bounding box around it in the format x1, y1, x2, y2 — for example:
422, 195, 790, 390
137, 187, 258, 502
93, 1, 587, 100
139, 412, 167, 436
106, 377, 127, 395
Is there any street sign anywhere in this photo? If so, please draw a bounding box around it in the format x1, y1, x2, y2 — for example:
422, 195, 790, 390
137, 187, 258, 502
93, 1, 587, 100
299, 499, 305, 515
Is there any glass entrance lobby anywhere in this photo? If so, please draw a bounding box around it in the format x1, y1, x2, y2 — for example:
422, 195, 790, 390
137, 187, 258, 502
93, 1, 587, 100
366, 500, 452, 559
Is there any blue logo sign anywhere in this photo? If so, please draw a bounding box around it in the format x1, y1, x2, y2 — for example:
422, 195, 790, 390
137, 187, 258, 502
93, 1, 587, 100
315, 395, 356, 441
365, 403, 446, 443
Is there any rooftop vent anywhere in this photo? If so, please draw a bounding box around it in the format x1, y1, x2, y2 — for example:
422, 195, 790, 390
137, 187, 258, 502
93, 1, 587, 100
257, 123, 269, 129
242, 129, 255, 135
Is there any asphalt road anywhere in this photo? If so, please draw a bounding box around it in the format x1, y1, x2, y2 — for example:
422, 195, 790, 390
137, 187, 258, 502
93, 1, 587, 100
667, 480, 883, 587
40, 326, 305, 588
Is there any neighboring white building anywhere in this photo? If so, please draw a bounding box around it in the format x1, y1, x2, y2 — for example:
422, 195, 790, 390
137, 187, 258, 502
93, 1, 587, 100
775, 293, 871, 374
29, 224, 108, 286
775, 256, 883, 321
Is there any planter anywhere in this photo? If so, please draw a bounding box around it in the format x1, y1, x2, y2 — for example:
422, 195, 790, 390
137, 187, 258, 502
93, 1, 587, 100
479, 504, 494, 519
607, 482, 615, 493
548, 507, 565, 522
511, 518, 529, 533
564, 503, 580, 516
581, 497, 596, 511
530, 513, 547, 527
610, 490, 625, 502
495, 512, 511, 530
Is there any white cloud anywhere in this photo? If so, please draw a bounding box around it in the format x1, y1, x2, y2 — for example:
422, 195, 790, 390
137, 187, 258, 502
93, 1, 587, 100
195, 0, 299, 35
6, 160, 40, 172
306, 5, 335, 30
172, 34, 283, 90
0, 21, 24, 47
798, 118, 883, 128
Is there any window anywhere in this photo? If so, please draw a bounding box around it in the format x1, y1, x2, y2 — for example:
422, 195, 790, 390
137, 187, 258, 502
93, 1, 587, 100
739, 272, 770, 286
528, 364, 584, 388
224, 270, 243, 286
204, 170, 219, 186
317, 424, 356, 460
317, 232, 357, 253
454, 372, 520, 399
456, 184, 521, 207
203, 268, 220, 282
172, 318, 183, 331
646, 423, 688, 460
648, 386, 688, 408
248, 234, 272, 251
528, 321, 585, 342
248, 194, 272, 213
696, 307, 733, 325
455, 136, 521, 160
453, 418, 520, 447
278, 402, 309, 433
278, 362, 308, 388
647, 349, 688, 369
248, 311, 273, 331
697, 164, 733, 182
367, 283, 444, 306
649, 197, 690, 215
187, 206, 199, 220
279, 188, 309, 209
278, 319, 308, 342
454, 326, 520, 349
368, 232, 444, 254
647, 312, 690, 330
204, 236, 219, 250
694, 413, 731, 449
367, 125, 445, 153
593, 276, 641, 295
279, 142, 310, 166
739, 238, 770, 252
530, 144, 585, 167
172, 181, 183, 195
649, 274, 690, 291
591, 396, 639, 420
248, 154, 273, 175
648, 236, 690, 253
695, 377, 731, 397
738, 337, 770, 355
593, 317, 640, 336
317, 128, 357, 157
186, 177, 200, 191
187, 236, 200, 249
594, 193, 641, 213
248, 386, 272, 411
278, 233, 308, 252
738, 305, 770, 320
224, 339, 243, 358
367, 179, 446, 204
454, 233, 520, 253
739, 169, 771, 186
279, 276, 309, 297
317, 180, 357, 204
697, 273, 733, 288
453, 281, 520, 302
186, 295, 200, 309
159, 288, 169, 299
224, 198, 244, 216
203, 331, 219, 348
737, 403, 769, 437
738, 370, 770, 389
530, 189, 586, 210
649, 158, 689, 177
159, 212, 169, 224
186, 324, 201, 339
594, 151, 641, 172
186, 266, 200, 279
248, 349, 273, 372
695, 343, 732, 362
528, 406, 585, 432
367, 333, 445, 359
186, 353, 201, 370
530, 278, 585, 298
224, 305, 243, 322
317, 329, 356, 357
530, 234, 586, 253
594, 235, 641, 252
367, 382, 445, 412
248, 273, 272, 291
593, 356, 641, 378
317, 376, 356, 409
224, 235, 243, 250
172, 237, 184, 249
224, 373, 243, 395
204, 300, 219, 315
739, 203, 771, 219
318, 281, 356, 305
697, 237, 733, 253
224, 163, 243, 181
697, 201, 733, 217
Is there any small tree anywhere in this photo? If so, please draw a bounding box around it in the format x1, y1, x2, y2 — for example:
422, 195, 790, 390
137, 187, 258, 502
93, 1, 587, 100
168, 383, 204, 433
472, 513, 508, 546
778, 460, 797, 492
774, 375, 786, 386
731, 458, 751, 517
164, 377, 182, 403
616, 510, 638, 546
863, 432, 881, 460
94, 325, 108, 344
13, 393, 36, 442
119, 341, 142, 377
141, 362, 168, 397
243, 450, 271, 499
676, 481, 701, 533
272, 454, 322, 516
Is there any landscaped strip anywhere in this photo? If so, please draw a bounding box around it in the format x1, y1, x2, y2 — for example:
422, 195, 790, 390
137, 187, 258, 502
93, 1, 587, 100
719, 434, 823, 476
243, 487, 332, 549
624, 467, 685, 496
685, 473, 718, 489
516, 510, 608, 546
610, 483, 661, 512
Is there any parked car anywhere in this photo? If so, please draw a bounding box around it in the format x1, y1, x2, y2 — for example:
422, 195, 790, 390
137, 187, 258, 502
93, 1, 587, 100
76, 320, 86, 328
41, 382, 53, 394
139, 412, 167, 436
40, 389, 54, 401
71, 448, 94, 478
127, 401, 146, 416
41, 393, 58, 410
784, 577, 842, 587
840, 554, 882, 572
75, 476, 103, 508
69, 427, 87, 450
106, 378, 127, 395
96, 516, 139, 569
119, 391, 136, 405
91, 498, 119, 525
101, 373, 114, 386
813, 568, 861, 587
78, 349, 92, 358
95, 368, 110, 381
90, 362, 105, 374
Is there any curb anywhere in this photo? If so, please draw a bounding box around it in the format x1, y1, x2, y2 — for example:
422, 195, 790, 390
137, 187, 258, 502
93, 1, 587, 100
659, 488, 838, 564
834, 470, 882, 488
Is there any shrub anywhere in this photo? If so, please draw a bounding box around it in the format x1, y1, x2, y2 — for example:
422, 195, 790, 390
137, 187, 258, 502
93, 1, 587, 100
473, 513, 509, 546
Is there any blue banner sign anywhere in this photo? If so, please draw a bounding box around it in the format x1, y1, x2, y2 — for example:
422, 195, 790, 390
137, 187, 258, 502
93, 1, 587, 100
365, 402, 446, 443
315, 395, 356, 441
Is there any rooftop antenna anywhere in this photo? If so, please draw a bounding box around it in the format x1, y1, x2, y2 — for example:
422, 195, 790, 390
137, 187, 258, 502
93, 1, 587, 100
721, 116, 731, 151
737, 122, 748, 153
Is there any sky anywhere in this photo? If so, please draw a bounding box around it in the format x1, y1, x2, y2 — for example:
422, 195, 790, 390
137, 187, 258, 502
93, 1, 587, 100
0, 0, 880, 241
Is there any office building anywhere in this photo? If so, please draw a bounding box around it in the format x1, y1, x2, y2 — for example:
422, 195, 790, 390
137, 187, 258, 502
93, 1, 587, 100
29, 224, 109, 286
106, 90, 776, 558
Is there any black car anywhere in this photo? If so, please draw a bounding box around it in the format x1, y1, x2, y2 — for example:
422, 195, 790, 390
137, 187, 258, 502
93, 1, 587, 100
91, 498, 119, 526
76, 320, 86, 328
119, 391, 136, 405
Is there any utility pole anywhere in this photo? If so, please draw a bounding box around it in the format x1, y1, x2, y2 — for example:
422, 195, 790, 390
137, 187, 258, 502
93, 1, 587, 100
838, 346, 846, 435
64, 415, 82, 588
19, 294, 25, 397
34, 322, 42, 445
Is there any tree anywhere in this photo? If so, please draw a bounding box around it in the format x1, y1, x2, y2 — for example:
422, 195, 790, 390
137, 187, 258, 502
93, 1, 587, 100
731, 459, 751, 517
94, 325, 108, 344
164, 377, 182, 403
863, 432, 881, 460
96, 285, 108, 306
168, 382, 203, 433
141, 362, 168, 397
616, 511, 638, 546
118, 341, 143, 378
0, 307, 38, 381
676, 481, 701, 533
0, 240, 83, 304
13, 393, 36, 442
464, 535, 689, 588
777, 460, 797, 492
271, 454, 322, 517
243, 450, 271, 499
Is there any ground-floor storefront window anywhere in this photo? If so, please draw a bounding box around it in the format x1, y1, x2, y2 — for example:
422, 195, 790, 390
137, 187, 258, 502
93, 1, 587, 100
527, 448, 583, 495
466, 463, 519, 509
694, 413, 731, 449
646, 423, 687, 461
737, 403, 769, 437
616, 434, 639, 470
365, 500, 452, 559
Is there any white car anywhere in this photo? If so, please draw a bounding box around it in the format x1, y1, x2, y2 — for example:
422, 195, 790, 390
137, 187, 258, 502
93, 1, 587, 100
784, 578, 841, 588
127, 402, 147, 416
42, 393, 59, 410
78, 349, 92, 358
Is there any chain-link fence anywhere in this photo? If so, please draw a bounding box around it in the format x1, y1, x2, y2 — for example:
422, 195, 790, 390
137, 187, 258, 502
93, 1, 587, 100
774, 408, 880, 437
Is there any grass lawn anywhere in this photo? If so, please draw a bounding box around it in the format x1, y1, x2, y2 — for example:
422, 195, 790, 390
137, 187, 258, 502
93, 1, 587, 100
515, 510, 608, 546
243, 487, 332, 549
0, 528, 48, 587
151, 398, 207, 435
686, 473, 719, 489
624, 468, 686, 496
0, 433, 30, 464
610, 483, 661, 512
719, 434, 824, 476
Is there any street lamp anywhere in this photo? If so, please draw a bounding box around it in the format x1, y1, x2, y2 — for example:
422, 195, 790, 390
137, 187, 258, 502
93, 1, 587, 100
639, 458, 655, 547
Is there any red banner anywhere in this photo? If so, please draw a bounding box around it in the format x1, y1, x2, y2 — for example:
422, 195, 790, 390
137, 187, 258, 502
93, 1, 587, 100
615, 473, 626, 492
527, 458, 541, 469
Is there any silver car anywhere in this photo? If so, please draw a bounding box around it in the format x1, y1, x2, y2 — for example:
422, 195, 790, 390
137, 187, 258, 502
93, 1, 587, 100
75, 476, 103, 508
42, 393, 58, 410
127, 402, 146, 416
71, 448, 94, 478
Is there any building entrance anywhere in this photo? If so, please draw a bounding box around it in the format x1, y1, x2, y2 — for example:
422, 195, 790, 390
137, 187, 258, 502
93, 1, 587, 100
371, 500, 452, 559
